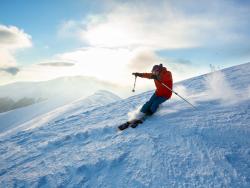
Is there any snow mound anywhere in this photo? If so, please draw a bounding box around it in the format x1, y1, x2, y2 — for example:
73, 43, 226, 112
0, 63, 250, 187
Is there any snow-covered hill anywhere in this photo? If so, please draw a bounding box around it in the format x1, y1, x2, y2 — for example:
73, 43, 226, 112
0, 90, 121, 135
0, 75, 127, 113
0, 76, 124, 101
0, 63, 250, 188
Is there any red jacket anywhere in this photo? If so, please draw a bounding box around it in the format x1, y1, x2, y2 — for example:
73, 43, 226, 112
141, 67, 173, 99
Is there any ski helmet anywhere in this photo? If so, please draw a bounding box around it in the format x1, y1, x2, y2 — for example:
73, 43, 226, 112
152, 64, 163, 73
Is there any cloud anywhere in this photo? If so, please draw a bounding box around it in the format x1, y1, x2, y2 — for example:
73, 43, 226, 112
127, 49, 162, 71
56, 47, 133, 84
79, 7, 200, 49
0, 50, 17, 67
58, 20, 83, 39
53, 0, 249, 88
38, 61, 75, 67
0, 67, 20, 75
59, 0, 250, 50
0, 25, 32, 49
0, 24, 32, 69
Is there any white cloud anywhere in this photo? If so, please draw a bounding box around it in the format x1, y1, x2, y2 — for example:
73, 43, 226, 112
38, 61, 75, 67
0, 49, 17, 67
58, 20, 83, 39
0, 25, 32, 49
58, 0, 250, 49
55, 47, 133, 84
8, 64, 75, 84
0, 24, 32, 68
52, 0, 249, 90
79, 7, 201, 49
127, 48, 162, 71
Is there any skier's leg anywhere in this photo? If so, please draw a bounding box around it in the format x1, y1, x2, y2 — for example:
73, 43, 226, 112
140, 93, 157, 115
150, 96, 167, 114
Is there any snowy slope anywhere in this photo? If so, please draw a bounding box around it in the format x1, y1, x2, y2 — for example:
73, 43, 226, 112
0, 90, 121, 134
0, 63, 250, 188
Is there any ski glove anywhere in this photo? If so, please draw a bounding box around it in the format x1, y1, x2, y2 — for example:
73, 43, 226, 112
132, 72, 143, 77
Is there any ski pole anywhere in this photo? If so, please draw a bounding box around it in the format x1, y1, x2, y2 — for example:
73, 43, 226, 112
132, 76, 137, 92
159, 81, 196, 109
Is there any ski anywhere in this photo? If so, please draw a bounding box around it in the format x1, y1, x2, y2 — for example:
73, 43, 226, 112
118, 118, 144, 131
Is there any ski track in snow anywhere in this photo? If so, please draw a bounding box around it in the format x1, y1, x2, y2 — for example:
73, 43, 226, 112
0, 63, 250, 187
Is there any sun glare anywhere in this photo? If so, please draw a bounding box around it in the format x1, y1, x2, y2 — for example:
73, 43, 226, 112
83, 21, 137, 48
57, 47, 133, 84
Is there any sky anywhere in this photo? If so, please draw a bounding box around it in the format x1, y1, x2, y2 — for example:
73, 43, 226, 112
0, 0, 250, 92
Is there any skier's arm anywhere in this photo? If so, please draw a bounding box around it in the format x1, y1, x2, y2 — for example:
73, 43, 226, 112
132, 73, 155, 79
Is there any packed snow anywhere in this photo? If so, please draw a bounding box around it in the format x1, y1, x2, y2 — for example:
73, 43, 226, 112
0, 63, 250, 188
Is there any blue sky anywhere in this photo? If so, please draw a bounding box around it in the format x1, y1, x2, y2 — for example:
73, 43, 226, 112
0, 0, 250, 88
0, 0, 104, 64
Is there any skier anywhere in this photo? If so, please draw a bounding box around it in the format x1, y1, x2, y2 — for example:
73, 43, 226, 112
118, 64, 173, 130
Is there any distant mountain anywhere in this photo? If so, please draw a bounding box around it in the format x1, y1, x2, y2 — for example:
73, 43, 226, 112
0, 76, 125, 112
0, 97, 43, 113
